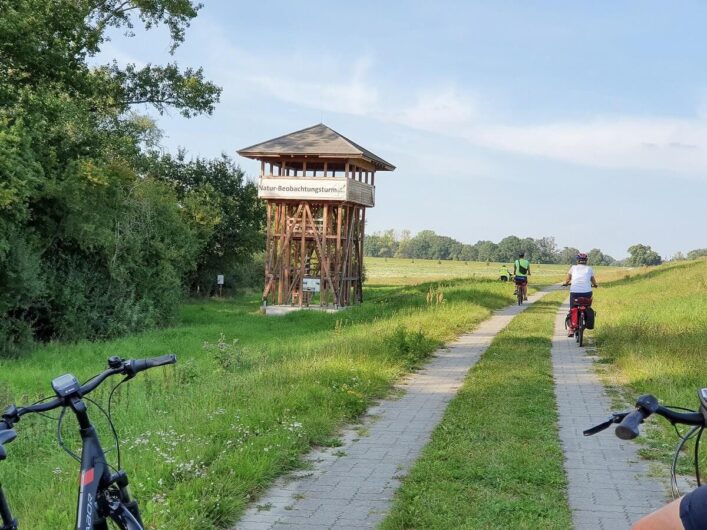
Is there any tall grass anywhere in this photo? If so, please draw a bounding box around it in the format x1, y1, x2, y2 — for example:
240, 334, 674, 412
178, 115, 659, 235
594, 260, 707, 470
0, 278, 520, 529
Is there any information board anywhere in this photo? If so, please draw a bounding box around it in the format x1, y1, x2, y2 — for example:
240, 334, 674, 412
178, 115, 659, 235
302, 278, 321, 292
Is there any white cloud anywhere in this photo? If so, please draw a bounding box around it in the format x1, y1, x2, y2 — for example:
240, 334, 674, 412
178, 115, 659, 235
112, 18, 707, 177
218, 45, 707, 175
246, 56, 378, 117
462, 118, 707, 173
386, 87, 478, 133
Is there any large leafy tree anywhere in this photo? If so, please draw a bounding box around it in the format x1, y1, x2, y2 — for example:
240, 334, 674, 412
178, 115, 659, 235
149, 152, 265, 295
0, 0, 223, 354
626, 244, 662, 267
0, 0, 219, 113
687, 248, 707, 260
558, 247, 580, 265
495, 235, 523, 262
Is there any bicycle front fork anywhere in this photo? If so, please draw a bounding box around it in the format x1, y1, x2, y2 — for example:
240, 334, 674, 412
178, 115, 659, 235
0, 484, 18, 530
112, 471, 144, 527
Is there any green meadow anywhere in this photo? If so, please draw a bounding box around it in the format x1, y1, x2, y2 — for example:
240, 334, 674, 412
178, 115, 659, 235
2, 257, 700, 528
365, 257, 625, 286
0, 269, 528, 529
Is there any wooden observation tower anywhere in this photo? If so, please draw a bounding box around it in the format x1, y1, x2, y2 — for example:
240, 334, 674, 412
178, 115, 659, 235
238, 124, 395, 310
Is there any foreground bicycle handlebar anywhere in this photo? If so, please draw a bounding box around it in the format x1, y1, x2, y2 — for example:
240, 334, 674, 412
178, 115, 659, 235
585, 391, 707, 499
583, 393, 705, 440
0, 354, 176, 530
0, 354, 176, 431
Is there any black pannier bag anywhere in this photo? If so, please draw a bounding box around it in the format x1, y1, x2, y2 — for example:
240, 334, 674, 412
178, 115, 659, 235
585, 307, 596, 329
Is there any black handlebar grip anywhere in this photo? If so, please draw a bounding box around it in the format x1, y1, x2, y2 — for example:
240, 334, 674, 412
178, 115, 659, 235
127, 354, 177, 376
145, 354, 177, 368
615, 408, 647, 440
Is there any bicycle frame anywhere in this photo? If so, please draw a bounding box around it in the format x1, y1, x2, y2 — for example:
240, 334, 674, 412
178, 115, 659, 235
1, 355, 175, 529
70, 397, 143, 530
0, 485, 17, 530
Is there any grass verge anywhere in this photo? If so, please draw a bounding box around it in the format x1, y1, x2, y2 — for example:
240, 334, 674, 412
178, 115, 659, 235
380, 290, 571, 530
593, 259, 707, 473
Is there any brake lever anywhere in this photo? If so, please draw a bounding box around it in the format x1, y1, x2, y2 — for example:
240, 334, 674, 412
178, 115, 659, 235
583, 412, 628, 436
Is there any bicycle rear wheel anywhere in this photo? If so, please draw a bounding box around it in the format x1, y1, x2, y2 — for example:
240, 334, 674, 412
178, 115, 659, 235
578, 312, 585, 347
517, 288, 523, 305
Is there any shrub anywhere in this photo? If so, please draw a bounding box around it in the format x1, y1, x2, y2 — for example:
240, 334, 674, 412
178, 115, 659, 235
385, 325, 434, 368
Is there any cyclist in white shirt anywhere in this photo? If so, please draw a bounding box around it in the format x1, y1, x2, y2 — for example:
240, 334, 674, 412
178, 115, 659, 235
563, 252, 598, 335
564, 253, 598, 302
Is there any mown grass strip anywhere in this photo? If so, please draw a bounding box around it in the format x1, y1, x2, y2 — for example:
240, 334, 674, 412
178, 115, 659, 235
593, 259, 707, 471
381, 290, 571, 530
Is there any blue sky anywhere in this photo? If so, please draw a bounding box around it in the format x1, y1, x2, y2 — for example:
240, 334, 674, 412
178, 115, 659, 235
100, 1, 707, 259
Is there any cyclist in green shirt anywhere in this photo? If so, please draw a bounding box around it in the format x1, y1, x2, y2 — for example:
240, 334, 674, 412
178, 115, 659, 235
513, 252, 531, 301
499, 264, 511, 282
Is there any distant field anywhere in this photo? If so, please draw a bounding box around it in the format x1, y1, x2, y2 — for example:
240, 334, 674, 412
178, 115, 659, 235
365, 257, 626, 286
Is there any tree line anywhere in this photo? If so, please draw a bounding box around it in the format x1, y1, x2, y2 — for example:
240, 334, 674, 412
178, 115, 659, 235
364, 230, 687, 267
0, 1, 264, 355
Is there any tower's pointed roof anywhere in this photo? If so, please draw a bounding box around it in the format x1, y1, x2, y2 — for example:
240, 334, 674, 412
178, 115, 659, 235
238, 123, 395, 171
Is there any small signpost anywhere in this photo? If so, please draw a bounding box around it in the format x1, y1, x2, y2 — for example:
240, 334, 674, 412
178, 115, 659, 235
301, 278, 320, 308
217, 274, 224, 297
302, 278, 320, 292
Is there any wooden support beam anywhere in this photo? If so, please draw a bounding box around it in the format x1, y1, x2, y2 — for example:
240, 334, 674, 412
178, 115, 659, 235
262, 196, 368, 308
358, 207, 366, 302
304, 204, 338, 304
321, 205, 328, 305
338, 205, 356, 306
299, 205, 306, 307
272, 203, 304, 305
334, 204, 344, 305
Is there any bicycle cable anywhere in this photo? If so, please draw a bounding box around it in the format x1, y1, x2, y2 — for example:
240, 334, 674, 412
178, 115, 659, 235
107, 377, 129, 470
85, 396, 120, 461
55, 396, 121, 467
56, 407, 80, 462
665, 405, 699, 412
671, 425, 700, 498
695, 426, 704, 487
662, 405, 704, 495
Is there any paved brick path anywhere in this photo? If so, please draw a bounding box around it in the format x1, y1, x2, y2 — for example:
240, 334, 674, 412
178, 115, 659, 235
551, 300, 668, 530
234, 290, 550, 529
